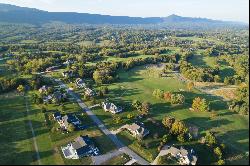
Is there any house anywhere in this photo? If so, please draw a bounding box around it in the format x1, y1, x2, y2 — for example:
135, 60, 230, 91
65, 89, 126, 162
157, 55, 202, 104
46, 66, 59, 72
63, 59, 74, 66
53, 112, 62, 121
53, 91, 66, 101
39, 85, 48, 93
7, 53, 14, 57
84, 88, 95, 97
124, 123, 149, 139
58, 114, 81, 130
62, 70, 74, 78
43, 91, 66, 104
101, 101, 122, 114
75, 78, 86, 89
61, 135, 99, 159
166, 146, 198, 165
43, 95, 53, 103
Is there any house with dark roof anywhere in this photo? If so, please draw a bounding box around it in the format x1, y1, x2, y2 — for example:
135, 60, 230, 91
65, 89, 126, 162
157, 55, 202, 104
53, 112, 62, 121
101, 101, 123, 114
61, 135, 99, 159
62, 70, 74, 78
124, 123, 149, 139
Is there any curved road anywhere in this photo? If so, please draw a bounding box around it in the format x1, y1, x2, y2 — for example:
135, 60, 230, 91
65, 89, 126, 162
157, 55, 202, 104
50, 76, 149, 165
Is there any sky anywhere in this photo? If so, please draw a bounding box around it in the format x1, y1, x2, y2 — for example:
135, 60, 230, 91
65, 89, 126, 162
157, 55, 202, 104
0, 0, 249, 23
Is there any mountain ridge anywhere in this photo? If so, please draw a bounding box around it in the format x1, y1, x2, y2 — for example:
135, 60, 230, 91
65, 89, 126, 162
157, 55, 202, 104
0, 3, 247, 26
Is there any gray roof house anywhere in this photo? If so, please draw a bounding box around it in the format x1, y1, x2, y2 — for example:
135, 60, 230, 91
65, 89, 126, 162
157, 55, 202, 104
75, 78, 86, 89
124, 123, 149, 139
61, 135, 99, 159
101, 101, 123, 114
58, 114, 81, 130
46, 65, 59, 72
39, 85, 48, 93
84, 88, 95, 97
166, 146, 198, 165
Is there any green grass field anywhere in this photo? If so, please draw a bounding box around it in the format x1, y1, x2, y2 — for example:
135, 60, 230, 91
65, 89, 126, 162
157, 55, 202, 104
0, 92, 38, 165
189, 54, 236, 80
86, 65, 249, 164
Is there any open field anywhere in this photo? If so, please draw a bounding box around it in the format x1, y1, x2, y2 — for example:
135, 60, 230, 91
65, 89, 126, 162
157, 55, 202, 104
0, 92, 37, 165
85, 65, 249, 164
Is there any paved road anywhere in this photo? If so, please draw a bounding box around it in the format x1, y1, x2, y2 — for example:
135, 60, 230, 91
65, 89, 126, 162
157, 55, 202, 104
92, 149, 123, 165
25, 96, 41, 165
50, 77, 149, 165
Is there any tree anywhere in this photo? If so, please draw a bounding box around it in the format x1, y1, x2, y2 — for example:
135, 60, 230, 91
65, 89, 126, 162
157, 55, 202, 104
214, 75, 221, 83
171, 94, 185, 105
192, 97, 210, 112
132, 100, 142, 111
93, 69, 115, 84
205, 131, 217, 146
217, 159, 225, 165
187, 82, 194, 91
141, 102, 150, 115
162, 116, 175, 129
113, 116, 122, 124
162, 134, 172, 143
153, 89, 164, 99
67, 124, 76, 132
164, 91, 172, 102
17, 85, 25, 94
214, 147, 223, 159
170, 120, 188, 135
177, 134, 186, 143
127, 113, 134, 119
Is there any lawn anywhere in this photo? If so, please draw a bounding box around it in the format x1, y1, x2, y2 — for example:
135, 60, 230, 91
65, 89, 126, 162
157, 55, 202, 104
86, 65, 249, 164
189, 54, 236, 80
27, 85, 117, 164
0, 92, 37, 165
101, 153, 131, 165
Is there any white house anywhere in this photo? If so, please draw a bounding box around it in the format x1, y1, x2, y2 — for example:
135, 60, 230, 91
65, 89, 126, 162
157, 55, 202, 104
84, 88, 95, 97
124, 123, 149, 139
62, 70, 74, 78
39, 85, 48, 93
61, 135, 99, 159
101, 101, 122, 114
63, 59, 74, 66
75, 78, 86, 89
166, 146, 198, 165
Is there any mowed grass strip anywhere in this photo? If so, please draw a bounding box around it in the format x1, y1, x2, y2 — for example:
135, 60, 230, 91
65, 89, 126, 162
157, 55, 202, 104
0, 92, 37, 165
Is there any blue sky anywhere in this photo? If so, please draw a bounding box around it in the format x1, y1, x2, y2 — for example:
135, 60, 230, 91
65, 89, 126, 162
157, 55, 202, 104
0, 0, 249, 23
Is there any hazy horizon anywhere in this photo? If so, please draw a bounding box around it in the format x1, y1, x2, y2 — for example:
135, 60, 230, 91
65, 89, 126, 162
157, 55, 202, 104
0, 0, 249, 23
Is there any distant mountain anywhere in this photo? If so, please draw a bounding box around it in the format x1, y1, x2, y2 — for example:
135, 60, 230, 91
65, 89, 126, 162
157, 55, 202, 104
0, 3, 247, 27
